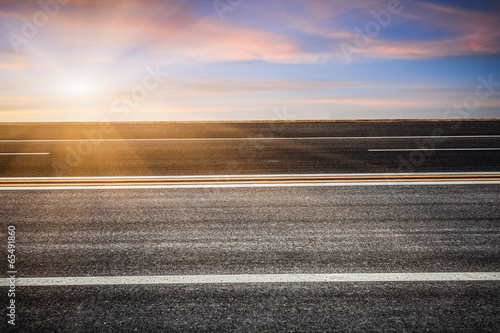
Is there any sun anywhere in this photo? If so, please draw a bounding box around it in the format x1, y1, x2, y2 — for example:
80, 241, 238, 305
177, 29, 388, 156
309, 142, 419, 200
54, 73, 104, 97
63, 81, 95, 96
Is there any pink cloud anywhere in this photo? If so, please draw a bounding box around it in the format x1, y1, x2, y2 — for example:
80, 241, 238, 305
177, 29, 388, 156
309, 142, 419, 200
2, 0, 499, 64
6, 0, 324, 64
148, 18, 320, 64
336, 1, 500, 60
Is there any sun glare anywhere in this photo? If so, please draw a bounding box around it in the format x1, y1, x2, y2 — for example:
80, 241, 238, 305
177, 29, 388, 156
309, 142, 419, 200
64, 81, 94, 96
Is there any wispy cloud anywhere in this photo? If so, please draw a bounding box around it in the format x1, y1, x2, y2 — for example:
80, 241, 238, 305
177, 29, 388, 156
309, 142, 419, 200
155, 79, 362, 95
0, 0, 498, 121
1, 0, 324, 64
3, 0, 498, 65
328, 1, 500, 60
0, 60, 26, 69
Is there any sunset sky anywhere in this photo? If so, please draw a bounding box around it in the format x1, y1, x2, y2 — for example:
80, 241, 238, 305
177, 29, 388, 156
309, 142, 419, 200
1, 0, 499, 122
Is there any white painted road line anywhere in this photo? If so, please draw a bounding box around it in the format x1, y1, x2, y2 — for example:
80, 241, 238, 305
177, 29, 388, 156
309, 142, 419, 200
1, 172, 500, 190
1, 135, 500, 142
2, 273, 499, 286
2, 181, 500, 191
370, 148, 500, 152
0, 153, 50, 155
0, 172, 497, 181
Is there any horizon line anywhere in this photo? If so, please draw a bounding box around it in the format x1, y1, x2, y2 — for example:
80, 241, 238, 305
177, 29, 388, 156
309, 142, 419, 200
1, 118, 499, 125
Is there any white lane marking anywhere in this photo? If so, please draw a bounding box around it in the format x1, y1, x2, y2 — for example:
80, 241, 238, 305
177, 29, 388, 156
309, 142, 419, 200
1, 135, 500, 142
0, 153, 50, 155
370, 148, 500, 152
2, 273, 499, 286
1, 181, 500, 191
0, 172, 498, 181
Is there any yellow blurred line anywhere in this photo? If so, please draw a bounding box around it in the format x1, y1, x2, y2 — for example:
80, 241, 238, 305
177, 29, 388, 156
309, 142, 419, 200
1, 178, 500, 187
2, 174, 500, 184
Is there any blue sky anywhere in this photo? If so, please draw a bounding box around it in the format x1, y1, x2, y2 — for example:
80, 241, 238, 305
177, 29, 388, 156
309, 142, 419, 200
0, 0, 499, 121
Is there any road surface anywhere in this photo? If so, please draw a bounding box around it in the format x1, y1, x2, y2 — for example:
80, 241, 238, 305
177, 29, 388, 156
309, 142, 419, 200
0, 120, 499, 177
1, 120, 499, 332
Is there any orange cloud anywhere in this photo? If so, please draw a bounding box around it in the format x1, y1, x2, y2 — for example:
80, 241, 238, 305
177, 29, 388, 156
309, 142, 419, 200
0, 60, 26, 70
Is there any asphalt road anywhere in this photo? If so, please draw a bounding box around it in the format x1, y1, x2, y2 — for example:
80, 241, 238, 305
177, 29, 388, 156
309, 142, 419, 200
0, 120, 499, 177
1, 120, 500, 332
13, 282, 500, 332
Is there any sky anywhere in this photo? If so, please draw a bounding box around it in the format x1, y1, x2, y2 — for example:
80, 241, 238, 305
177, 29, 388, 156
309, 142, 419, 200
0, 0, 499, 122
